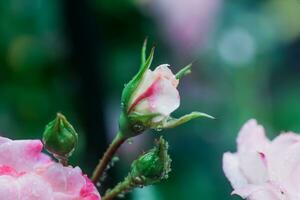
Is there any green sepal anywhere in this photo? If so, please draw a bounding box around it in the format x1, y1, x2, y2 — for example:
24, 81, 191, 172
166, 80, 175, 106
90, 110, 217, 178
130, 137, 171, 185
128, 112, 161, 127
121, 42, 155, 112
161, 111, 214, 129
43, 113, 78, 158
119, 112, 161, 138
175, 63, 192, 79
141, 37, 148, 66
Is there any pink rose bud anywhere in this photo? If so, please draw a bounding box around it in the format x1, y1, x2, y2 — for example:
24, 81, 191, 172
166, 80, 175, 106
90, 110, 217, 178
0, 136, 100, 200
127, 63, 180, 123
119, 39, 213, 138
223, 119, 300, 200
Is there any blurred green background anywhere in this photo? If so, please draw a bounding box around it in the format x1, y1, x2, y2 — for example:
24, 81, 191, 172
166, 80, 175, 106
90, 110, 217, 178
0, 0, 300, 199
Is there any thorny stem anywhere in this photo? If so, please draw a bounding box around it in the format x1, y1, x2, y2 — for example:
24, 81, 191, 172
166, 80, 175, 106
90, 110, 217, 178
102, 175, 143, 200
92, 132, 126, 184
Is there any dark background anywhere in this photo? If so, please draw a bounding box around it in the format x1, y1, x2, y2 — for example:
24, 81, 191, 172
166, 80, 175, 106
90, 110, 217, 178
0, 0, 300, 199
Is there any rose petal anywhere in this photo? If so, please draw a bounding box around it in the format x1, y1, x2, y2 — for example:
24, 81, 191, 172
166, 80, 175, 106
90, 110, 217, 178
0, 136, 101, 200
236, 119, 270, 184
154, 64, 179, 87
223, 120, 300, 200
0, 176, 19, 200
17, 173, 53, 200
233, 184, 281, 200
148, 77, 180, 117
0, 139, 51, 172
128, 64, 180, 120
237, 119, 269, 153
223, 152, 248, 190
267, 133, 300, 193
129, 69, 156, 111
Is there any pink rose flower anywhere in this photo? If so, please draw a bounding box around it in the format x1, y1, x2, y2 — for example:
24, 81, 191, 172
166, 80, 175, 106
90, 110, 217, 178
128, 64, 179, 123
119, 45, 212, 137
223, 119, 300, 200
0, 136, 100, 200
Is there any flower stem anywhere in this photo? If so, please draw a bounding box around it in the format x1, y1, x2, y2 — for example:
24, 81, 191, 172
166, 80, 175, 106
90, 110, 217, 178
102, 176, 141, 200
92, 132, 126, 184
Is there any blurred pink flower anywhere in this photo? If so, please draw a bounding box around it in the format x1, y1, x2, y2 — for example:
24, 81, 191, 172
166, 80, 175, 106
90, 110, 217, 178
223, 119, 300, 200
139, 0, 221, 55
0, 136, 100, 200
128, 64, 179, 123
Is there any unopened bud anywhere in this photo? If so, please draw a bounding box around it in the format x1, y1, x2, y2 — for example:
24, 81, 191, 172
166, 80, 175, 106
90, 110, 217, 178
43, 113, 78, 159
130, 137, 171, 185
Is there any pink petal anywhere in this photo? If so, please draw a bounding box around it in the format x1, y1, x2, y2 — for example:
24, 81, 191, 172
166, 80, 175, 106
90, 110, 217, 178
237, 119, 269, 153
223, 152, 248, 189
0, 136, 11, 145
65, 167, 86, 194
80, 175, 101, 200
0, 176, 19, 200
236, 119, 270, 184
42, 164, 68, 192
128, 65, 180, 120
0, 136, 101, 200
154, 64, 179, 87
128, 69, 157, 111
17, 173, 53, 200
232, 182, 289, 200
0, 139, 51, 172
148, 77, 180, 117
267, 132, 300, 193
233, 184, 282, 200
223, 120, 300, 200
238, 151, 269, 184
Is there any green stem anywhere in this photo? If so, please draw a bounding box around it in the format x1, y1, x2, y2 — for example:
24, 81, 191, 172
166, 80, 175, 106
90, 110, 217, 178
103, 176, 141, 200
92, 132, 126, 184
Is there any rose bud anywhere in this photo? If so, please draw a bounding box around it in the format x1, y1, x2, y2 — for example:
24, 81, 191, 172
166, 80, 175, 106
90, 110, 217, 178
130, 137, 171, 185
43, 113, 78, 162
102, 137, 171, 199
119, 39, 213, 138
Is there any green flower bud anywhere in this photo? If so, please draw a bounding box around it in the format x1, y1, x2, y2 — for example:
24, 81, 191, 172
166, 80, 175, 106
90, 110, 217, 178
130, 137, 171, 185
43, 113, 78, 158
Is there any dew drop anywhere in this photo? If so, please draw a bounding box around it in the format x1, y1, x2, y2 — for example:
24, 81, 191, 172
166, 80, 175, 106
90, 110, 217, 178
127, 139, 133, 145
155, 125, 163, 132
132, 123, 145, 133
